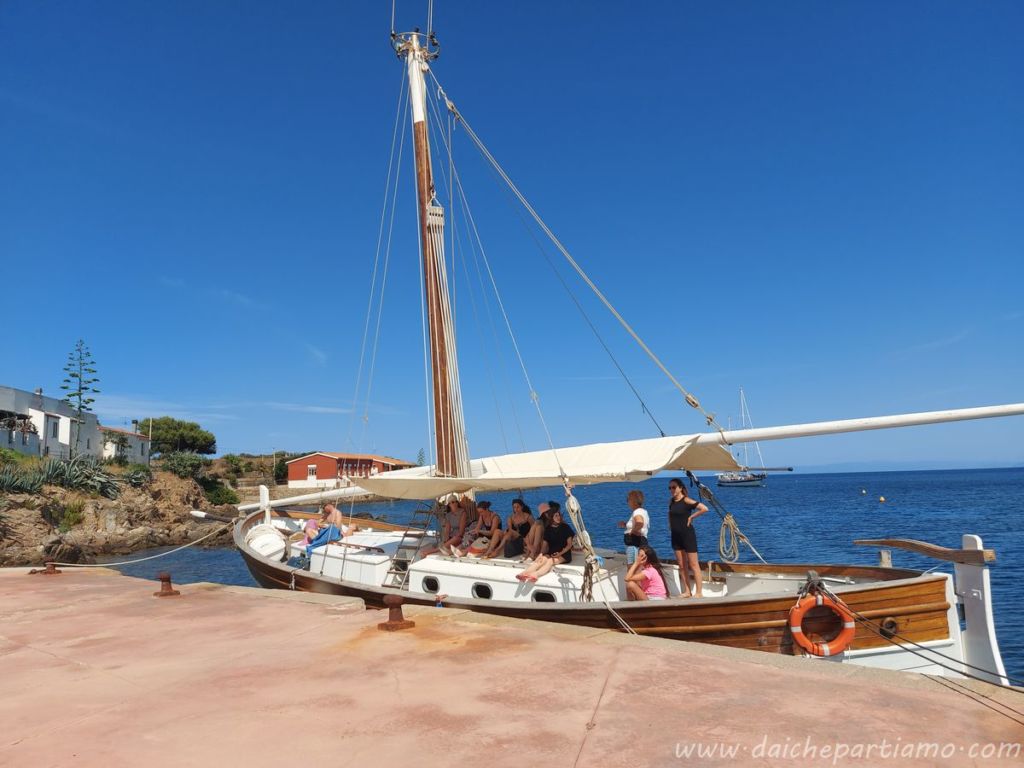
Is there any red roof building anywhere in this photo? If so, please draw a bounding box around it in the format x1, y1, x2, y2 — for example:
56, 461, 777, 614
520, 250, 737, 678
285, 452, 416, 488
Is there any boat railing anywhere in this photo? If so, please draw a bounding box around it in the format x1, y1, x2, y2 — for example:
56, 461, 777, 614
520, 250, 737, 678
854, 538, 995, 565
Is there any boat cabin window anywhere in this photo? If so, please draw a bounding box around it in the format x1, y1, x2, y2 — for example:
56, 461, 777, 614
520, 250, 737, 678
471, 583, 492, 600
531, 591, 556, 602
422, 576, 439, 594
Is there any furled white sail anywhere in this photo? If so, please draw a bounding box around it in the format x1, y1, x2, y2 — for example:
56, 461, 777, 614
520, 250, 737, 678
357, 402, 1024, 500
358, 434, 739, 499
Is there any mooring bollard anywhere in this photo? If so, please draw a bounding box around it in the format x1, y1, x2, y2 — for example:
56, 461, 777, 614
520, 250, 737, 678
29, 561, 62, 576
378, 594, 415, 632
153, 572, 181, 598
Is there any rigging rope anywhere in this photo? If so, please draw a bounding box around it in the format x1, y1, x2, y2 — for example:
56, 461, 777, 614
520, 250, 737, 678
429, 71, 725, 435
425, 89, 527, 453
425, 96, 567, 480
808, 580, 1024, 692
346, 69, 408, 451
685, 470, 768, 564
47, 522, 233, 568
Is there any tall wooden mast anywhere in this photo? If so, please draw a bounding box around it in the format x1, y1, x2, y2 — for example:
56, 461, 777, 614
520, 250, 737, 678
396, 31, 468, 479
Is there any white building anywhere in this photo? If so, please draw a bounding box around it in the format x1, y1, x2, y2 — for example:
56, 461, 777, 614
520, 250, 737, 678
100, 426, 151, 464
0, 385, 119, 462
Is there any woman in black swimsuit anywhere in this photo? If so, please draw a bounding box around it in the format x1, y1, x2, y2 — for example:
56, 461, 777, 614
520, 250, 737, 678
668, 479, 707, 597
484, 499, 534, 558
516, 505, 574, 582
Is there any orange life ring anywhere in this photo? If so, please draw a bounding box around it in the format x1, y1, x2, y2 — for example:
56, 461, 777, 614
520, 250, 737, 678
788, 593, 857, 657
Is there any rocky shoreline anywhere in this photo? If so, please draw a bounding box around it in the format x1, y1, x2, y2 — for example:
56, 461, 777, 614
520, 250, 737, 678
0, 471, 235, 567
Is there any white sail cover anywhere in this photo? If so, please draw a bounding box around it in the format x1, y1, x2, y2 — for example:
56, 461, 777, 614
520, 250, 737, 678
357, 434, 740, 500
355, 402, 1024, 500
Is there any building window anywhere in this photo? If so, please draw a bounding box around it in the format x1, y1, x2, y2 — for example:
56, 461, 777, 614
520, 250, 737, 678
307, 465, 317, 479
140, 444, 146, 456
51, 422, 59, 438
22, 432, 28, 446
86, 438, 90, 449
6, 430, 11, 445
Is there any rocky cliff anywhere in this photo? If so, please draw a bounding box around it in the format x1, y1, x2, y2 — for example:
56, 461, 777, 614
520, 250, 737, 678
0, 472, 234, 567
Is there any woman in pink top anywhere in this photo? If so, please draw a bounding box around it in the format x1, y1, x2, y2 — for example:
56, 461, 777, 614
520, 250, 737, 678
624, 545, 669, 600
300, 517, 319, 546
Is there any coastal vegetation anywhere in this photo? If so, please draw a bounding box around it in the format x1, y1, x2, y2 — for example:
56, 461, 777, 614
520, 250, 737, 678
160, 450, 211, 479
0, 454, 122, 498
139, 417, 216, 455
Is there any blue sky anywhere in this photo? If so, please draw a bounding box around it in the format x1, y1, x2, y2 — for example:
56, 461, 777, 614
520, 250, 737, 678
2, 1, 1021, 470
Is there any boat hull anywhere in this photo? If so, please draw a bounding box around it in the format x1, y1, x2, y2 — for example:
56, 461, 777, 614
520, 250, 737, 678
234, 513, 954, 660
717, 472, 767, 487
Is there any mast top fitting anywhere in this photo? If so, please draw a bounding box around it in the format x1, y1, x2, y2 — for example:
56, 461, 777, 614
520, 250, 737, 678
391, 30, 440, 61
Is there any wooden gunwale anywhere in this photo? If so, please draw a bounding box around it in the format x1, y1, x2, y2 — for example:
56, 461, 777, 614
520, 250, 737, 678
628, 602, 950, 635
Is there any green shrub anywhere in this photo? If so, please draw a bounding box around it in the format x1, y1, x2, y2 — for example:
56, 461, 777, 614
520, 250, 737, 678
58, 497, 85, 533
0, 447, 26, 466
200, 478, 240, 506
160, 451, 211, 479
123, 463, 153, 487
222, 454, 244, 477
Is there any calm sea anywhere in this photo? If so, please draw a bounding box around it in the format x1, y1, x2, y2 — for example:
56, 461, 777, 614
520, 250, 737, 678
103, 467, 1024, 680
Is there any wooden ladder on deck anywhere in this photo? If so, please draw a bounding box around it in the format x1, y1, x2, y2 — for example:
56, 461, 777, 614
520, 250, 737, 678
382, 507, 436, 589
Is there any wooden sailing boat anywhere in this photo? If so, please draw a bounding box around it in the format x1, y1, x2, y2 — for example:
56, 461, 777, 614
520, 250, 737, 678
230, 19, 1024, 686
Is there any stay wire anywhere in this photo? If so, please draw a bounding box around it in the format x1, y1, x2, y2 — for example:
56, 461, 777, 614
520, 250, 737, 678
429, 69, 725, 435
485, 156, 667, 438
346, 69, 408, 451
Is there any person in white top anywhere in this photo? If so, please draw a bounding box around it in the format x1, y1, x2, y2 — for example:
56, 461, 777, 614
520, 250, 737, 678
617, 489, 650, 564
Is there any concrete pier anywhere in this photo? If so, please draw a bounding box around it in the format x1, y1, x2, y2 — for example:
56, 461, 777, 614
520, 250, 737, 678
2, 568, 1021, 766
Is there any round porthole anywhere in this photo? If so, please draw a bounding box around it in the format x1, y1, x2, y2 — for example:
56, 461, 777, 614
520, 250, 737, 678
422, 576, 439, 593
531, 591, 556, 602
472, 583, 492, 599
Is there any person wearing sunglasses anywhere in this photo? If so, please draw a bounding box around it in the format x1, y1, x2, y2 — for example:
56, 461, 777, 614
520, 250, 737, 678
667, 480, 707, 597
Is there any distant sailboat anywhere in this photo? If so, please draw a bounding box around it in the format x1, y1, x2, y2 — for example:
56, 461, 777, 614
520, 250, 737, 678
717, 388, 769, 487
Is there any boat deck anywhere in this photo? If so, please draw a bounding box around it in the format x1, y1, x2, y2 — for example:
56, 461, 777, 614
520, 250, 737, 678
2, 567, 1020, 767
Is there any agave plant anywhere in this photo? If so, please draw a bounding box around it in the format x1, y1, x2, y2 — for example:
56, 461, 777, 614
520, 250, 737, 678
37, 456, 122, 499
0, 465, 43, 494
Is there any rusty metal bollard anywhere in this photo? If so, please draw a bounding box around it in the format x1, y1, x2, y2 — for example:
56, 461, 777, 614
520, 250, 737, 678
378, 594, 415, 632
29, 561, 62, 575
153, 572, 181, 598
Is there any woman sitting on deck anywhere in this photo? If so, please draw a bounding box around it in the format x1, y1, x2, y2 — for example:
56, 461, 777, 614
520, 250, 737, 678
624, 545, 669, 601
453, 501, 502, 557
523, 502, 554, 560
516, 507, 574, 582
439, 498, 467, 555
484, 498, 533, 559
